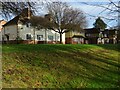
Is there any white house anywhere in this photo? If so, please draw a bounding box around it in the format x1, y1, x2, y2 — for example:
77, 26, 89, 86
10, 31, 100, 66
2, 8, 65, 44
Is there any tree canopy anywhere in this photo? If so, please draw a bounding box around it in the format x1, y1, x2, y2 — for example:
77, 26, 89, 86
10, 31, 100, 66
93, 17, 107, 30
46, 1, 87, 43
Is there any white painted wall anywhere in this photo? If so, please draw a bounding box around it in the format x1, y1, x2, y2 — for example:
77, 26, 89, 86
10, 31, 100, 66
18, 24, 34, 40
3, 25, 17, 41
18, 24, 65, 43
2, 22, 65, 43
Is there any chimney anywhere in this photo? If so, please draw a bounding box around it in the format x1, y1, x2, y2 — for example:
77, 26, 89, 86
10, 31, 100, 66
44, 14, 53, 22
20, 8, 32, 20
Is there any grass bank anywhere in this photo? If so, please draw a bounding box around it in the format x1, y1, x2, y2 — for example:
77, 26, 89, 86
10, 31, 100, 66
2, 44, 120, 88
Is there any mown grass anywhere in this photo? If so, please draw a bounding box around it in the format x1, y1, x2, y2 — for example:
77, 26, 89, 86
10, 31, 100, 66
2, 44, 120, 88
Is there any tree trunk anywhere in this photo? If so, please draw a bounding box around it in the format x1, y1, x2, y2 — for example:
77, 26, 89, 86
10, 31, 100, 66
60, 33, 62, 44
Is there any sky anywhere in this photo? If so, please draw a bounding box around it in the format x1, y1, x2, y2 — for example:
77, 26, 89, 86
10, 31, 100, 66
39, 0, 119, 28
66, 0, 119, 28
1, 0, 119, 28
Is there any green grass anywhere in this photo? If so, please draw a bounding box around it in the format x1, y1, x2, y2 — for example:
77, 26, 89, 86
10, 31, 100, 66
2, 44, 120, 88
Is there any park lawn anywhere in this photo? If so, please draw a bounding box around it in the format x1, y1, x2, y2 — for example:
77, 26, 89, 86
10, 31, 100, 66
2, 44, 120, 88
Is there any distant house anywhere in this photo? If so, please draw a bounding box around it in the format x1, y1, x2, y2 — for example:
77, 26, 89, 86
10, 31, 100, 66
84, 28, 100, 44
65, 30, 85, 44
84, 28, 118, 44
106, 29, 118, 44
2, 8, 65, 44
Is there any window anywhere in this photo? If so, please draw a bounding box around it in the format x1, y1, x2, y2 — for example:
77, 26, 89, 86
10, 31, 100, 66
37, 35, 43, 40
86, 34, 90, 36
57, 36, 59, 40
104, 34, 107, 37
73, 38, 78, 42
48, 35, 53, 41
26, 22, 31, 27
26, 34, 31, 40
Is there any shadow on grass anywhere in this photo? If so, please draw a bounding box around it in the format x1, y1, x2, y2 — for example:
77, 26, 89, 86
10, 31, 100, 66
94, 44, 120, 52
5, 49, 119, 87
2, 44, 120, 88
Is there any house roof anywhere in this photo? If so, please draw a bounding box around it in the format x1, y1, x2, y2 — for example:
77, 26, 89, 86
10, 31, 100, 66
84, 28, 100, 34
3, 8, 31, 27
3, 16, 19, 26
72, 35, 85, 38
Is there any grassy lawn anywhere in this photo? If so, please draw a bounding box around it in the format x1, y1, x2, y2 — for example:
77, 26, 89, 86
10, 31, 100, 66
2, 44, 120, 88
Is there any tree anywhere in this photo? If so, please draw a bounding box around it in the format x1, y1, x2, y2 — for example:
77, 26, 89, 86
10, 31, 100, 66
46, 1, 87, 43
93, 17, 107, 30
0, 2, 36, 19
80, 0, 120, 43
79, 0, 119, 20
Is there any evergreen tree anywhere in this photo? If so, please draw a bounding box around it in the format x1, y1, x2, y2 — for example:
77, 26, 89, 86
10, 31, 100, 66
93, 17, 107, 30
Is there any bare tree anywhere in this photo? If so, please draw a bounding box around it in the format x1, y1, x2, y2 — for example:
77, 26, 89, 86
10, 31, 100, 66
79, 0, 119, 26
78, 0, 120, 42
0, 2, 37, 19
46, 1, 87, 43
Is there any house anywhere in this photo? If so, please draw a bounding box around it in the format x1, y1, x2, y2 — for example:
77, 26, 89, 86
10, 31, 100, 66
107, 29, 118, 44
65, 29, 85, 44
84, 28, 100, 44
84, 28, 118, 44
2, 8, 65, 44
97, 29, 118, 44
0, 20, 7, 42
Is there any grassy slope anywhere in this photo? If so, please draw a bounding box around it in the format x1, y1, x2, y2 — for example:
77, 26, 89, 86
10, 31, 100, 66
2, 44, 120, 88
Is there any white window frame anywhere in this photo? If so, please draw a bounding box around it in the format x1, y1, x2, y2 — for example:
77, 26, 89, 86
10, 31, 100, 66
26, 34, 32, 40
48, 35, 54, 41
37, 35, 43, 41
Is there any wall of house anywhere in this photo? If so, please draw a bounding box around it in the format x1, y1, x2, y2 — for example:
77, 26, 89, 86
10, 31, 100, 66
3, 25, 17, 41
65, 30, 85, 44
19, 24, 34, 40
18, 24, 65, 44
2, 22, 65, 44
65, 31, 73, 38
65, 30, 85, 38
